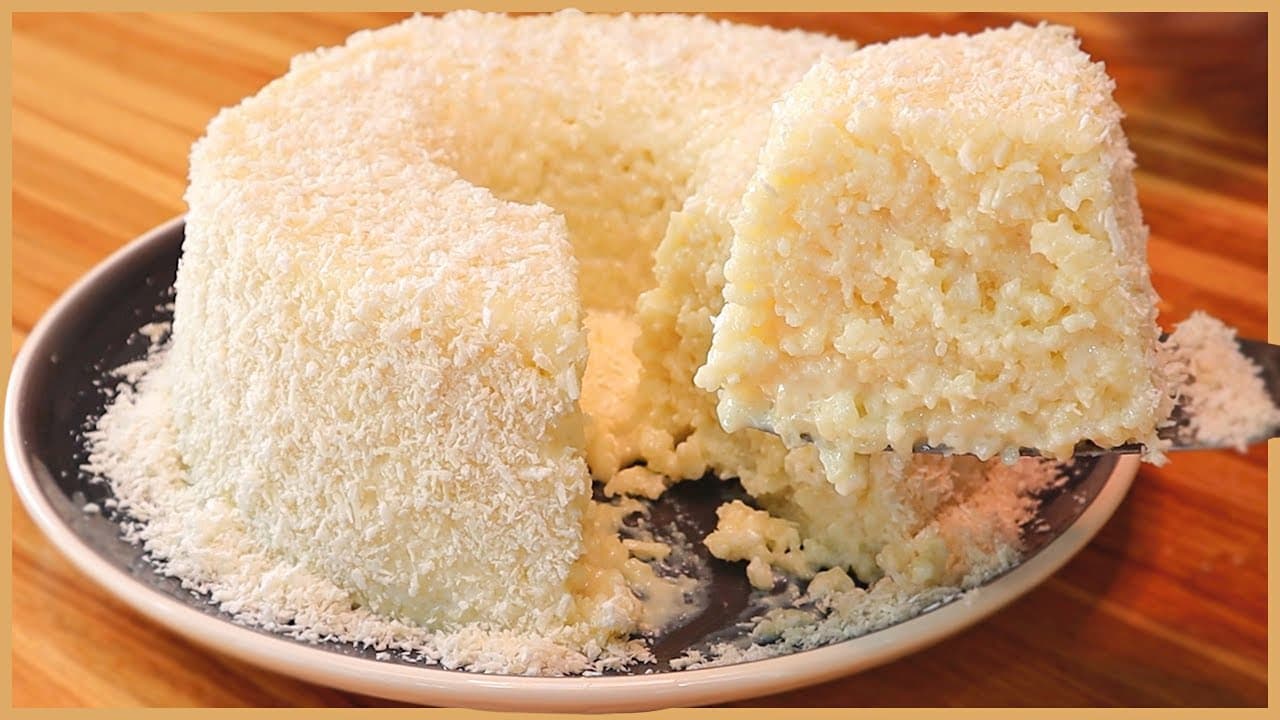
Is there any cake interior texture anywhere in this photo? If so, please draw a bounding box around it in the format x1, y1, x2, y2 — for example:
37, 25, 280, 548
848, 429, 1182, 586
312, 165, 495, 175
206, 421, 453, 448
695, 24, 1173, 495
79, 12, 1250, 675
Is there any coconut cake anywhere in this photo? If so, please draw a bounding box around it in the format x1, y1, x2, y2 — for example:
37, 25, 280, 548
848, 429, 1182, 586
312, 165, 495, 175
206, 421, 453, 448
77, 13, 1226, 675
166, 11, 850, 639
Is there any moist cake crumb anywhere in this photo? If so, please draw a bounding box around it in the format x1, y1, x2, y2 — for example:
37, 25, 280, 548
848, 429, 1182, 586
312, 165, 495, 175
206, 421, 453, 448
696, 23, 1171, 494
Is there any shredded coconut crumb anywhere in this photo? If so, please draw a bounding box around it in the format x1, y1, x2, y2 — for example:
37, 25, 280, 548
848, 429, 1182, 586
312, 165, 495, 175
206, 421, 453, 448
1165, 311, 1280, 451
84, 333, 676, 676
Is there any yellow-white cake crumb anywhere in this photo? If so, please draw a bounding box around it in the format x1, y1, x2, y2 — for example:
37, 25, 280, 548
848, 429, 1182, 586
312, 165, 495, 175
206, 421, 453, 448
696, 24, 1172, 490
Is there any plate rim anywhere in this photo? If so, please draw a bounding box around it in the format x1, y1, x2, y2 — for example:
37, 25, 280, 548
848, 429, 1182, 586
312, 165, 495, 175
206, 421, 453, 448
6, 215, 1138, 711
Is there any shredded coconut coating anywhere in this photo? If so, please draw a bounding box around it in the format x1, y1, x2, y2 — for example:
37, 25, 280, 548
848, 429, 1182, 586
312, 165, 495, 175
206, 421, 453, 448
85, 352, 655, 674
179, 130, 594, 632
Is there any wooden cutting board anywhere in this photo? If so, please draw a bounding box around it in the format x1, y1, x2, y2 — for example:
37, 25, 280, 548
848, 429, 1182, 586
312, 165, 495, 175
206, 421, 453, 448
10, 11, 1268, 707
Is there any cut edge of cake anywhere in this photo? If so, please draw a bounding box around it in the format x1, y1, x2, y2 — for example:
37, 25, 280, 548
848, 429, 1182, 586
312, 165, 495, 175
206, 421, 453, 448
695, 23, 1174, 492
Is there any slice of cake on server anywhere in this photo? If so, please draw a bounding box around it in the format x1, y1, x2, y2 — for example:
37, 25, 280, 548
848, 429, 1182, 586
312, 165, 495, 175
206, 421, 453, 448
696, 24, 1175, 494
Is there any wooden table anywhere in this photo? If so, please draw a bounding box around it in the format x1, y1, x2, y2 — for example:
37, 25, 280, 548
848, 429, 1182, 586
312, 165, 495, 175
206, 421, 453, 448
10, 12, 1268, 707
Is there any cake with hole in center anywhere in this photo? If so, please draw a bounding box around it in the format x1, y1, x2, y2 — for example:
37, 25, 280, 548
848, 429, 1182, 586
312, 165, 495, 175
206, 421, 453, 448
141, 12, 1174, 670
168, 10, 850, 636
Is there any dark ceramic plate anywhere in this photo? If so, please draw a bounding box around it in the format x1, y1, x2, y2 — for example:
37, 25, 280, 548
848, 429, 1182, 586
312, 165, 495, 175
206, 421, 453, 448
6, 217, 1137, 710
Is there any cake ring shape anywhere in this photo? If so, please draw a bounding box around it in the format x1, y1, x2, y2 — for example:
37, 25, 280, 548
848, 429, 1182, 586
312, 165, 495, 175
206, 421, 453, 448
168, 11, 1170, 646
170, 11, 850, 635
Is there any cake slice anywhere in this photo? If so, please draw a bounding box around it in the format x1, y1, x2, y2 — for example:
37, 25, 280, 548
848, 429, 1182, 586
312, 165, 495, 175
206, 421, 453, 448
696, 24, 1171, 490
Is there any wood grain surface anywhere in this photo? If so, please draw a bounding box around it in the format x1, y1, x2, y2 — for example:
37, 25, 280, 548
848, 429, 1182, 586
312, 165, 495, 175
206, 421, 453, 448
9, 11, 1268, 708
